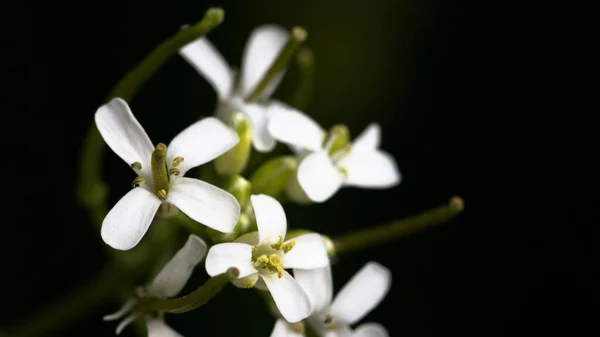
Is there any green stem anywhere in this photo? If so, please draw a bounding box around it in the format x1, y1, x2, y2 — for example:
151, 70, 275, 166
245, 27, 307, 102
75, 7, 225, 223
138, 268, 239, 313
333, 197, 465, 255
6, 262, 127, 337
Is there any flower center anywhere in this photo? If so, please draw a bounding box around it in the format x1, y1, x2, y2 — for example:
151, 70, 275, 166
251, 236, 295, 278
129, 143, 184, 200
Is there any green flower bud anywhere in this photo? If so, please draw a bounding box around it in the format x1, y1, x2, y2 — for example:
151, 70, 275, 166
250, 156, 298, 198
222, 175, 251, 207
326, 124, 350, 155
215, 112, 252, 176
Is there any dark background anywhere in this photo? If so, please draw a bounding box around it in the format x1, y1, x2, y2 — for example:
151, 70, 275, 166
2, 0, 591, 336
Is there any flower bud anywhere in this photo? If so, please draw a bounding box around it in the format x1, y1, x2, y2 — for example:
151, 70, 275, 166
215, 112, 252, 176
250, 155, 297, 198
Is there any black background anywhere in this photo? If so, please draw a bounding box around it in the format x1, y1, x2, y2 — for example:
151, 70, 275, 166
2, 0, 591, 336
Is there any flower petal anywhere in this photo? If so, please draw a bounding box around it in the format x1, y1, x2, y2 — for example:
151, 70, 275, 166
293, 265, 333, 314
336, 150, 401, 188
352, 323, 389, 337
94, 97, 154, 179
267, 101, 325, 152
261, 271, 311, 323
101, 187, 161, 250
167, 117, 239, 176
103, 299, 137, 321
146, 318, 183, 337
283, 234, 328, 269
329, 262, 391, 325
167, 177, 240, 233
270, 319, 304, 337
240, 25, 290, 98
205, 242, 257, 278
251, 194, 287, 244
179, 38, 233, 100
146, 235, 207, 298
297, 151, 344, 203
352, 123, 381, 151
241, 102, 276, 152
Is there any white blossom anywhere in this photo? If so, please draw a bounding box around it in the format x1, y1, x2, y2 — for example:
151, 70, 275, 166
267, 103, 401, 203
103, 235, 207, 336
270, 262, 391, 337
204, 194, 329, 323
179, 25, 291, 152
95, 98, 241, 250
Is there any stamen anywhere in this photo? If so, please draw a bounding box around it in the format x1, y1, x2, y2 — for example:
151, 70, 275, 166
157, 189, 167, 200
251, 245, 257, 252
168, 168, 180, 176
172, 156, 184, 167
271, 236, 284, 250
282, 240, 295, 253
130, 162, 142, 170
338, 167, 349, 178
131, 176, 145, 188
292, 322, 305, 334
256, 254, 269, 266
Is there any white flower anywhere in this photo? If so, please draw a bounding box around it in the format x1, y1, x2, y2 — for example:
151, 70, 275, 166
270, 262, 391, 337
179, 25, 291, 152
95, 98, 241, 250
204, 194, 329, 323
267, 103, 402, 203
103, 235, 207, 336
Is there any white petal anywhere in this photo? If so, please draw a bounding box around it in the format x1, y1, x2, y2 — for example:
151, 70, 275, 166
352, 323, 389, 337
297, 152, 344, 203
167, 177, 240, 233
101, 187, 161, 250
329, 262, 391, 325
240, 25, 290, 98
167, 117, 239, 176
146, 235, 207, 298
94, 97, 154, 179
146, 318, 183, 337
270, 319, 304, 337
261, 271, 311, 323
267, 101, 325, 152
283, 234, 329, 269
337, 150, 401, 188
179, 38, 233, 100
251, 194, 287, 244
205, 243, 257, 278
103, 299, 137, 321
352, 123, 381, 151
241, 102, 276, 152
293, 265, 333, 314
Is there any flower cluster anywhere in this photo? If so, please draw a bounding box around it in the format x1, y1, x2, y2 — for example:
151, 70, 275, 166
96, 23, 401, 337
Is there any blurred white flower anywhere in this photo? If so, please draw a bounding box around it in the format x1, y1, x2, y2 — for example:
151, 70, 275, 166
180, 25, 291, 152
267, 103, 401, 203
103, 235, 207, 336
270, 262, 391, 337
205, 194, 329, 323
95, 98, 241, 250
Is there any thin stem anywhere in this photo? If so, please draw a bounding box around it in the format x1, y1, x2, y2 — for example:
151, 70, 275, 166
245, 27, 307, 102
6, 262, 127, 337
333, 197, 465, 255
138, 268, 239, 313
75, 7, 225, 222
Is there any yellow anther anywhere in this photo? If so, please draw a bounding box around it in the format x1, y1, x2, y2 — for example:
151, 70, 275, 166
268, 254, 283, 267
168, 168, 180, 176
271, 236, 284, 250
282, 240, 296, 254
131, 176, 145, 188
157, 189, 167, 200
276, 266, 284, 278
324, 315, 336, 329
292, 322, 305, 334
172, 156, 184, 167
131, 162, 142, 170
251, 245, 257, 252
256, 255, 269, 265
